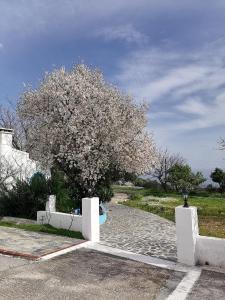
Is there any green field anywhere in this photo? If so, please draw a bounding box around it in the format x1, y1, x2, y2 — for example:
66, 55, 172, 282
113, 185, 225, 239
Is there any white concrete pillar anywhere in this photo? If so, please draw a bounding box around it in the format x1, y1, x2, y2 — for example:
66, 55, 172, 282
175, 206, 199, 266
45, 195, 56, 212
82, 197, 100, 242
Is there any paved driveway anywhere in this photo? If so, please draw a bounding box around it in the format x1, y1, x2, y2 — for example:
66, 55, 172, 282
0, 227, 84, 259
100, 204, 177, 261
0, 249, 184, 300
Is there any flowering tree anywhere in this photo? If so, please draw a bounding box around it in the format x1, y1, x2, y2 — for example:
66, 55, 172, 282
18, 64, 156, 196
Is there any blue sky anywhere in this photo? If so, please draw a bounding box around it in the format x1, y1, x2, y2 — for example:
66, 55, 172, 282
0, 0, 225, 176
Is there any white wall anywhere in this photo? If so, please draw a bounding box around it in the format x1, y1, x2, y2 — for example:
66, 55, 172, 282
176, 205, 225, 268
37, 211, 82, 232
37, 197, 100, 242
196, 236, 225, 268
0, 128, 42, 185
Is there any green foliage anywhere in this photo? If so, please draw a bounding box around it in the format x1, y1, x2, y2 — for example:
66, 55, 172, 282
49, 168, 115, 212
141, 179, 163, 190
0, 173, 48, 219
50, 169, 74, 212
95, 185, 114, 203
30, 172, 49, 196
167, 163, 205, 192
210, 168, 225, 193
0, 221, 83, 239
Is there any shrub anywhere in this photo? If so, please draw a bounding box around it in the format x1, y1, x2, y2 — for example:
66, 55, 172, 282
95, 185, 114, 203
49, 169, 75, 213
142, 179, 162, 190
130, 193, 142, 201
0, 173, 48, 219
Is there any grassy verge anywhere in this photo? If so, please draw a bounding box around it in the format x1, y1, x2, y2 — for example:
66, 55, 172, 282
0, 221, 84, 240
113, 185, 225, 239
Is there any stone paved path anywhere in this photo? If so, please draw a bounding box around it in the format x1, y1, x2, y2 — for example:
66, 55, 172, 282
100, 203, 177, 261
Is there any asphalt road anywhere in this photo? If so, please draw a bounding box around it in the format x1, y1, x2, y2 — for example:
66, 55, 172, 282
188, 269, 225, 300
1, 249, 225, 299
0, 249, 183, 300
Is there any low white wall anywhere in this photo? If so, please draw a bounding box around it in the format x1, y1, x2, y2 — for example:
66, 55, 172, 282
37, 211, 82, 232
37, 197, 100, 242
176, 205, 225, 268
196, 236, 225, 268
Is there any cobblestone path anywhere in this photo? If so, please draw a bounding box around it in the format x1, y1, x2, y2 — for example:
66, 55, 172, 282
100, 204, 177, 261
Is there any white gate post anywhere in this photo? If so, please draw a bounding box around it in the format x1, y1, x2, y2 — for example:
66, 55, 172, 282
175, 206, 199, 266
45, 195, 56, 212
82, 197, 100, 242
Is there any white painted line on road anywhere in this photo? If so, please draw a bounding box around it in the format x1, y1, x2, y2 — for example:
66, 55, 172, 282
39, 241, 92, 261
166, 269, 201, 300
86, 243, 194, 273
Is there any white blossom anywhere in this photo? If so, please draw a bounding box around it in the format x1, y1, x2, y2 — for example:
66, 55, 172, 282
18, 64, 156, 191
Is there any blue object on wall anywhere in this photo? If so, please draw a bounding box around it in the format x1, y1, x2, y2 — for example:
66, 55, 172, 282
74, 208, 81, 215
99, 212, 107, 225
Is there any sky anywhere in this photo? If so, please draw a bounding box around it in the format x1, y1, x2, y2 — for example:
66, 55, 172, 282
0, 0, 225, 177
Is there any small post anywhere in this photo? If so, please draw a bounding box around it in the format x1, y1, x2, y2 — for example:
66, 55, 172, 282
45, 195, 56, 212
82, 197, 100, 242
175, 206, 199, 266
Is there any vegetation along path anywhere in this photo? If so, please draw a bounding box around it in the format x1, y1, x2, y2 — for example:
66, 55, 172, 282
100, 202, 177, 261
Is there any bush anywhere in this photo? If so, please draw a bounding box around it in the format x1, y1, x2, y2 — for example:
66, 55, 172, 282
130, 193, 142, 201
0, 173, 48, 219
49, 169, 75, 213
133, 177, 146, 187
95, 185, 114, 203
142, 179, 162, 190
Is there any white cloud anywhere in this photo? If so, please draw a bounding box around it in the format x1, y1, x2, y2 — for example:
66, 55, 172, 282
0, 0, 153, 41
176, 98, 208, 116
1, 0, 221, 44
116, 38, 225, 130
0, 43, 3, 49
114, 38, 225, 170
95, 24, 148, 45
175, 93, 225, 130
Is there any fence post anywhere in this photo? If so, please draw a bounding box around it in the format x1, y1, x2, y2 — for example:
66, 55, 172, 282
45, 195, 56, 212
175, 206, 199, 266
82, 197, 100, 242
